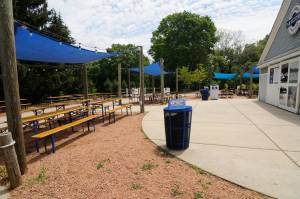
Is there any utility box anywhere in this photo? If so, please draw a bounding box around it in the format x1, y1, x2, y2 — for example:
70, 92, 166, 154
210, 85, 219, 100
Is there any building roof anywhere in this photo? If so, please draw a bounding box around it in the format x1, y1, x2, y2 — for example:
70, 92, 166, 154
258, 0, 300, 68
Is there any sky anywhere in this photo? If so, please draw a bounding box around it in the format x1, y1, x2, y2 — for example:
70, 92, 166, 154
48, 0, 282, 57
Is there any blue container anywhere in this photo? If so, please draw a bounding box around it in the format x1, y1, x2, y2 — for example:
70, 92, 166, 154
164, 105, 192, 150
200, 89, 209, 101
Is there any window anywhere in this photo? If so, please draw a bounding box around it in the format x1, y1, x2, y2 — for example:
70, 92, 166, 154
289, 62, 299, 84
281, 63, 289, 83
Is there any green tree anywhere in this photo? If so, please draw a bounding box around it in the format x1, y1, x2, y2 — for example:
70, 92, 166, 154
45, 11, 75, 43
88, 44, 150, 92
150, 11, 217, 71
178, 67, 193, 87
13, 0, 50, 29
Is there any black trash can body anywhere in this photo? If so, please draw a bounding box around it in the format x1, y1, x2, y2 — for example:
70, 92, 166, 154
164, 105, 192, 150
200, 89, 209, 100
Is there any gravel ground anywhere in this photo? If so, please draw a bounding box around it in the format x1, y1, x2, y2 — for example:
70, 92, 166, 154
9, 113, 269, 199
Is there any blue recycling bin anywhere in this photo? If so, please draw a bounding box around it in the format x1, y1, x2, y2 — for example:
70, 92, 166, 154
200, 88, 209, 101
164, 102, 192, 150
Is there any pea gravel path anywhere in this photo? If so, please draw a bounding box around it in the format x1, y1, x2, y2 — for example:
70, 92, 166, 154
9, 113, 268, 199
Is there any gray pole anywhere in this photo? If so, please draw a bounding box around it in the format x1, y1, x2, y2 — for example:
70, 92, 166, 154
118, 63, 122, 98
160, 58, 164, 101
176, 67, 178, 97
83, 64, 88, 99
139, 46, 145, 113
0, 0, 27, 174
249, 66, 253, 98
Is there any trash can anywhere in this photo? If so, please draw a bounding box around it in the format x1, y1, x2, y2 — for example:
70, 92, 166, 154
164, 102, 192, 150
200, 88, 209, 100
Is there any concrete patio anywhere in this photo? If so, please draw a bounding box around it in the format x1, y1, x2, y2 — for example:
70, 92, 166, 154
142, 99, 300, 199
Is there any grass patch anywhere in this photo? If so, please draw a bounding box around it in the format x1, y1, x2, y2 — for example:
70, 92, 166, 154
96, 159, 110, 170
190, 165, 206, 175
194, 191, 203, 199
131, 183, 142, 190
141, 162, 157, 171
27, 167, 48, 186
170, 185, 184, 197
165, 159, 172, 164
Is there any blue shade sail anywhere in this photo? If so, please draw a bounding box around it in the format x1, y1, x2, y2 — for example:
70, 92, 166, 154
213, 73, 237, 80
130, 62, 169, 76
243, 73, 260, 79
14, 21, 118, 64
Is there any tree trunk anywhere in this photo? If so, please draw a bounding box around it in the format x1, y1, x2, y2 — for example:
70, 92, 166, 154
0, 0, 27, 174
0, 132, 22, 188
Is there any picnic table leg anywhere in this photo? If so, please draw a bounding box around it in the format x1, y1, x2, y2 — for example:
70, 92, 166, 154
33, 120, 40, 153
93, 118, 96, 132
69, 112, 74, 132
114, 113, 116, 123
108, 113, 111, 124
87, 121, 90, 132
44, 138, 47, 153
50, 135, 56, 153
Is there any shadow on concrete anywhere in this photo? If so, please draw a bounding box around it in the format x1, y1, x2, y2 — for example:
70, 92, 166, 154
253, 101, 300, 126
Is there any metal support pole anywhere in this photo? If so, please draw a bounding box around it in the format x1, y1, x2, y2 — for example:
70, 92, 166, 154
83, 65, 88, 99
176, 67, 179, 97
139, 46, 145, 113
0, 0, 27, 174
249, 66, 253, 98
160, 58, 164, 102
118, 63, 122, 98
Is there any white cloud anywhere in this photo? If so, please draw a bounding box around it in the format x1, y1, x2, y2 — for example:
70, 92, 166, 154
48, 0, 281, 58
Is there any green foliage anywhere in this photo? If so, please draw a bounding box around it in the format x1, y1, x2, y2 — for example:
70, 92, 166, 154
141, 162, 157, 171
194, 191, 203, 199
170, 185, 184, 197
178, 65, 208, 88
150, 11, 217, 71
178, 67, 193, 86
88, 44, 150, 92
131, 183, 142, 190
27, 167, 48, 185
96, 159, 110, 170
122, 80, 128, 89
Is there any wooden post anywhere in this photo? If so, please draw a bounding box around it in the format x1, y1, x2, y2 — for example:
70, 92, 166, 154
0, 0, 27, 174
152, 76, 155, 99
160, 58, 164, 102
0, 132, 22, 188
83, 64, 88, 99
118, 63, 122, 98
128, 69, 131, 92
176, 67, 178, 97
139, 46, 145, 113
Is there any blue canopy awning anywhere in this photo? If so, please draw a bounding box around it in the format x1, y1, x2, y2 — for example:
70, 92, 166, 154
213, 72, 237, 80
130, 62, 169, 76
243, 73, 260, 79
14, 21, 118, 64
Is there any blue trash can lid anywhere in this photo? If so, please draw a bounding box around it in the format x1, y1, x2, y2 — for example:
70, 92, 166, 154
164, 105, 192, 112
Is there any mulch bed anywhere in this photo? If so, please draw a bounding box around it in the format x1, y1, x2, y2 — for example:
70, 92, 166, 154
8, 113, 269, 199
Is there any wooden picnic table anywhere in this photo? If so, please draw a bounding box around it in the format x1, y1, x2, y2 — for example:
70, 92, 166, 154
22, 105, 85, 124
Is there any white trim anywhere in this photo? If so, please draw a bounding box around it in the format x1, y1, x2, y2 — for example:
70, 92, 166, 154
258, 48, 300, 69
258, 0, 292, 65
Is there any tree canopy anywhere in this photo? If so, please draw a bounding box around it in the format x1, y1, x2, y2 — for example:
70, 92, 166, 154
150, 11, 217, 71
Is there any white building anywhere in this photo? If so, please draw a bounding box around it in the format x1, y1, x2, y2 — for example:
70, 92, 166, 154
258, 0, 300, 114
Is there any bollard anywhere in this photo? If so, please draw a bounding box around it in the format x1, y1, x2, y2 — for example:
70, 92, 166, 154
0, 132, 22, 189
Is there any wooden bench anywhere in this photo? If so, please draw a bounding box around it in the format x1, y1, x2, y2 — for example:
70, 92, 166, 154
107, 104, 132, 123
32, 115, 99, 153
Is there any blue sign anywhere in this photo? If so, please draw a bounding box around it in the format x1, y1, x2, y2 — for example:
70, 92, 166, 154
287, 5, 300, 35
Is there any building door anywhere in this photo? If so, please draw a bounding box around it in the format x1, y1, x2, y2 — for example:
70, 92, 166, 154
276, 58, 300, 113
259, 73, 267, 102
266, 65, 280, 106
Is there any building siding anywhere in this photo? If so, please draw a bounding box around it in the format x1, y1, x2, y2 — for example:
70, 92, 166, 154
265, 0, 300, 62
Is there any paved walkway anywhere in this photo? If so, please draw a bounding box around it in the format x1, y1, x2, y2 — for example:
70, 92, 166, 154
0, 186, 8, 199
142, 99, 300, 199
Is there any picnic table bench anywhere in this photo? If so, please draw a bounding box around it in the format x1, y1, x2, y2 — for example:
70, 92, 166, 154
108, 104, 132, 123
32, 114, 99, 153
